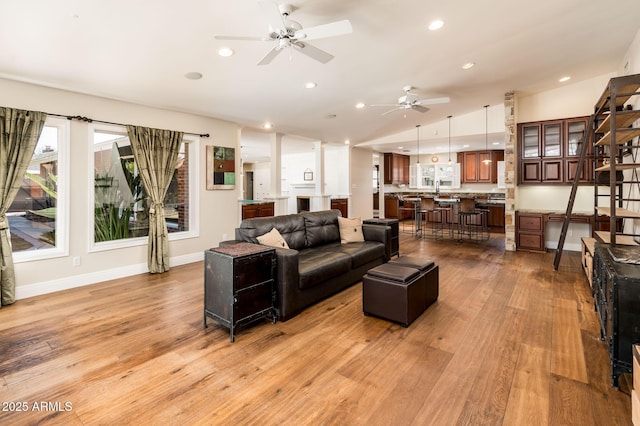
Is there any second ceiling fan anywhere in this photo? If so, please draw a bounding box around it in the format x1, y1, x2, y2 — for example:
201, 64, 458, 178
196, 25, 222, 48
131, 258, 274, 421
372, 86, 450, 116
214, 1, 352, 65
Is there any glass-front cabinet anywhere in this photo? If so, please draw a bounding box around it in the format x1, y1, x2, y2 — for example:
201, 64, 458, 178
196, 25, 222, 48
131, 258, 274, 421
410, 163, 460, 189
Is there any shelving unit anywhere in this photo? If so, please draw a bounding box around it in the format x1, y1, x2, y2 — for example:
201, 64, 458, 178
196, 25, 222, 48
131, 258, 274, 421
593, 74, 640, 245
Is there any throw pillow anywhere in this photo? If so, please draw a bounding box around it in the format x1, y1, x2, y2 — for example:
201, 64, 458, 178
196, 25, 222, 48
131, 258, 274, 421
256, 227, 290, 249
338, 217, 364, 244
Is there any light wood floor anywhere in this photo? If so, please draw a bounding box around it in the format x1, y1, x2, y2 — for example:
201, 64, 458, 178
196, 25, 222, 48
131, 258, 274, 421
0, 233, 633, 425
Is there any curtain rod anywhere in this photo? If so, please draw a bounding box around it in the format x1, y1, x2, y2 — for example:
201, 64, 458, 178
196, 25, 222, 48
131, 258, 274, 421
47, 113, 210, 138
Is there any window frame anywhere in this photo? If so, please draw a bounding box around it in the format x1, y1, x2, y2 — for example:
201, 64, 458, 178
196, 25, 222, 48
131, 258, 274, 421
88, 123, 199, 253
13, 116, 70, 263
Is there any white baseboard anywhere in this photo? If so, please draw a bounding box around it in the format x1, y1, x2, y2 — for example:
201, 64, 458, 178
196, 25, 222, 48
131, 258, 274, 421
15, 251, 204, 301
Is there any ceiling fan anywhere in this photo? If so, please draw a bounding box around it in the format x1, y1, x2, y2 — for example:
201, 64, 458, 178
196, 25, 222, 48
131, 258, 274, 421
371, 86, 450, 116
214, 1, 352, 65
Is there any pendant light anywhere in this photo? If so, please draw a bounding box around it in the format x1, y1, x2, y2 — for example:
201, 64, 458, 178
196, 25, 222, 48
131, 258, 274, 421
447, 115, 453, 165
483, 104, 492, 164
416, 124, 420, 164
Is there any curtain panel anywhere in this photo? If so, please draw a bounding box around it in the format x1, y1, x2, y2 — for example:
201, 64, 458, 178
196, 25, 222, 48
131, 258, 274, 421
127, 126, 183, 273
0, 107, 47, 307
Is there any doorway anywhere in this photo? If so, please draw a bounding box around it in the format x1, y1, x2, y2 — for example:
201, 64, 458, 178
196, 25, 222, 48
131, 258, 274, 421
244, 171, 254, 200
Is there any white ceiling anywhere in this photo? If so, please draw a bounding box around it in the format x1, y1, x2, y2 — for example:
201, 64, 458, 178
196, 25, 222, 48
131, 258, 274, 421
2, 0, 640, 161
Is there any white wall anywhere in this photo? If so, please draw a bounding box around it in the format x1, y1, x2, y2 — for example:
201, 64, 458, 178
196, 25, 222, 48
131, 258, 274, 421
324, 146, 349, 197
350, 147, 374, 220
252, 162, 272, 201
0, 77, 241, 299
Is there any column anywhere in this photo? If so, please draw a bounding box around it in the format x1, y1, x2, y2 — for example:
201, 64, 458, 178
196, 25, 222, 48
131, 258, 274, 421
504, 91, 517, 251
264, 132, 288, 215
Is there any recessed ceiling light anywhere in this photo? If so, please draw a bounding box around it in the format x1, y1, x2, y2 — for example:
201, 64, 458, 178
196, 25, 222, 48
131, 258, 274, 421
305, 82, 317, 89
344, 139, 350, 145
462, 62, 475, 70
559, 76, 571, 82
428, 20, 444, 31
463, 144, 470, 148
492, 142, 500, 145
355, 102, 365, 109
184, 72, 203, 80
218, 47, 234, 57
263, 122, 273, 129
398, 146, 404, 150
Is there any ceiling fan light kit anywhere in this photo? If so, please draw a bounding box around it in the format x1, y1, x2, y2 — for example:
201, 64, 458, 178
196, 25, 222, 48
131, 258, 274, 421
214, 2, 352, 66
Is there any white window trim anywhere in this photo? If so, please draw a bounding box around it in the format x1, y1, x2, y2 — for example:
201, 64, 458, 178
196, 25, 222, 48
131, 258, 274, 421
88, 123, 199, 253
14, 117, 70, 263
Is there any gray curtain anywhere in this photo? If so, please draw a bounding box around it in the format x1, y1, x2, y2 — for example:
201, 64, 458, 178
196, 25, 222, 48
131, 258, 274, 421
127, 125, 183, 273
0, 107, 47, 307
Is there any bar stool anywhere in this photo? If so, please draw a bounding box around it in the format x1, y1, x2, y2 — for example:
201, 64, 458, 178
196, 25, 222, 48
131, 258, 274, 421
457, 198, 489, 242
419, 197, 444, 239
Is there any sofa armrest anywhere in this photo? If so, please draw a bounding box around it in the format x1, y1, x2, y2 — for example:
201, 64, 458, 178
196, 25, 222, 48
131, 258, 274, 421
362, 224, 392, 261
272, 247, 301, 319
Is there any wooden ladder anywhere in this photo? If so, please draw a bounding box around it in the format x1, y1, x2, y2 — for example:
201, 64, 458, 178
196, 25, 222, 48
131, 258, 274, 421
553, 113, 597, 271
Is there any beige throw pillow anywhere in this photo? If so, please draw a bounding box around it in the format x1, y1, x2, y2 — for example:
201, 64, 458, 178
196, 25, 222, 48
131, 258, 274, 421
338, 217, 364, 244
257, 227, 290, 249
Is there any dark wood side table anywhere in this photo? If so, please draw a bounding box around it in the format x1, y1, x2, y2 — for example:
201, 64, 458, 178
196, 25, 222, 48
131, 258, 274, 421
363, 218, 399, 258
204, 242, 276, 342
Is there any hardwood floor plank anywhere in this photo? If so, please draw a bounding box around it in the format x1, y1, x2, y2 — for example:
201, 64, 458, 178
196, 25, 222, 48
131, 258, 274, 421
503, 343, 551, 426
552, 298, 589, 383
549, 374, 596, 426
0, 235, 632, 425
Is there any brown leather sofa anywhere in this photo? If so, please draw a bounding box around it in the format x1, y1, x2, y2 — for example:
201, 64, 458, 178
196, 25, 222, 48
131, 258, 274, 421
225, 210, 391, 321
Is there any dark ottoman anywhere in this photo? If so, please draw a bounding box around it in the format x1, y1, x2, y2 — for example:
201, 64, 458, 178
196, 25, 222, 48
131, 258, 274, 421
389, 256, 439, 308
362, 263, 429, 327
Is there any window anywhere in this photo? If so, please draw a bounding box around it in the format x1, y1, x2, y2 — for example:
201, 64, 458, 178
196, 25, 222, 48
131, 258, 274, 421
10, 117, 69, 261
90, 124, 198, 251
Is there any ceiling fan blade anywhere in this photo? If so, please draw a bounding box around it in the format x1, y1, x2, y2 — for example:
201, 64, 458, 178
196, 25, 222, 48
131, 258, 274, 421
258, 1, 286, 33
293, 42, 334, 63
381, 107, 403, 116
415, 96, 450, 106
412, 105, 429, 113
257, 46, 282, 65
214, 35, 271, 41
294, 19, 353, 41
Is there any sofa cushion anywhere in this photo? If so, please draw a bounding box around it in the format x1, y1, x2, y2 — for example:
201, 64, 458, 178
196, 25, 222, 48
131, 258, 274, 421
303, 210, 341, 247
237, 213, 306, 250
337, 241, 385, 268
257, 227, 290, 249
298, 247, 351, 290
338, 216, 364, 244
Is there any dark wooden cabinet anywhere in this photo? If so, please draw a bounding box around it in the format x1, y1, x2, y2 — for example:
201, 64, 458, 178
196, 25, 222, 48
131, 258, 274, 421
383, 153, 410, 185
331, 198, 348, 218
516, 211, 545, 252
593, 243, 640, 387
487, 205, 505, 231
241, 202, 274, 219
517, 116, 591, 185
204, 243, 276, 342
458, 150, 504, 183
384, 195, 399, 218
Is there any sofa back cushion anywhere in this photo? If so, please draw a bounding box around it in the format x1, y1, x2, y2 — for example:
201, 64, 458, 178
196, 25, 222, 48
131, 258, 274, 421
303, 210, 341, 248
237, 213, 307, 250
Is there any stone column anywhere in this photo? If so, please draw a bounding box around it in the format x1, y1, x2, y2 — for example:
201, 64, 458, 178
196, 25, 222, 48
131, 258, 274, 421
504, 91, 517, 251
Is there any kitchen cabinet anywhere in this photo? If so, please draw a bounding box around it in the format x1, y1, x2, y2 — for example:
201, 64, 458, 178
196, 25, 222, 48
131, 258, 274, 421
515, 211, 545, 252
383, 153, 410, 185
517, 116, 591, 185
384, 195, 399, 218
331, 198, 348, 218
241, 202, 274, 219
457, 150, 504, 183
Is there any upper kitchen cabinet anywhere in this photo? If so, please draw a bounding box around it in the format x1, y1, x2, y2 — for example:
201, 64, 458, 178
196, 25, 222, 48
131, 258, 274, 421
383, 153, 410, 185
517, 116, 591, 185
457, 150, 504, 183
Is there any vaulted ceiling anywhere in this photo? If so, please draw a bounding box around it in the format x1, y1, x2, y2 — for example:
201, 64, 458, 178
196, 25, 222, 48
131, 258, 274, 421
2, 0, 639, 159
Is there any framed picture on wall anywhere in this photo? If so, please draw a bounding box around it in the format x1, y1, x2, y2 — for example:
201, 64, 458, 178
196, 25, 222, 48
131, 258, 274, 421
206, 146, 235, 190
